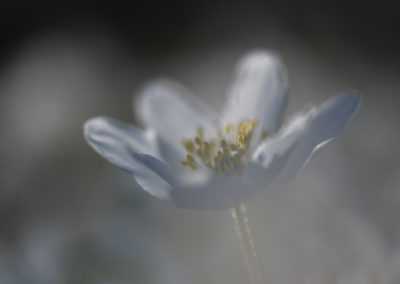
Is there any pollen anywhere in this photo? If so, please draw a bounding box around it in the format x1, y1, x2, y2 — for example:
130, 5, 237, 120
240, 122, 249, 134
183, 140, 195, 153
180, 118, 269, 175
237, 134, 245, 146
225, 123, 234, 133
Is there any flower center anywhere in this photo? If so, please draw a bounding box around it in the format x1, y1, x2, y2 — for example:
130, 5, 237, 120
180, 118, 268, 176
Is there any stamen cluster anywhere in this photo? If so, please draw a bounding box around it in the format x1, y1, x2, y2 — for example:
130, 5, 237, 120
181, 118, 268, 176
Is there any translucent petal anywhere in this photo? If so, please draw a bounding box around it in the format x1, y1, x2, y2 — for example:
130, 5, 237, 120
271, 91, 361, 187
135, 79, 216, 164
170, 175, 253, 210
220, 50, 288, 141
245, 108, 313, 188
84, 116, 174, 199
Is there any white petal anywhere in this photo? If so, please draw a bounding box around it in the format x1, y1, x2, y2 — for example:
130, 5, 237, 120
136, 78, 216, 148
84, 116, 175, 199
171, 175, 254, 210
133, 153, 180, 186
220, 50, 288, 136
135, 79, 217, 173
271, 91, 361, 187
244, 108, 313, 188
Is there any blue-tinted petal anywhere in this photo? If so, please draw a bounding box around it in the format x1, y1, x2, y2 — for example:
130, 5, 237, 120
171, 175, 252, 210
84, 116, 174, 199
245, 109, 312, 189
220, 50, 288, 140
271, 91, 361, 187
136, 79, 216, 147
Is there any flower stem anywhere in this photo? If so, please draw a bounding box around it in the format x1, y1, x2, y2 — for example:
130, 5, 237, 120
231, 203, 263, 284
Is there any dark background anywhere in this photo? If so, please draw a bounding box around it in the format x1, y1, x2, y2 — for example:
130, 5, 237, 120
2, 0, 400, 60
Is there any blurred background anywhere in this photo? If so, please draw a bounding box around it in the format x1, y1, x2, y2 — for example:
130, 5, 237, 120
0, 0, 400, 283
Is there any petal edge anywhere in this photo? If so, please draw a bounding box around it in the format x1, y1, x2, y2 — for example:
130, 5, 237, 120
84, 116, 172, 199
271, 91, 361, 187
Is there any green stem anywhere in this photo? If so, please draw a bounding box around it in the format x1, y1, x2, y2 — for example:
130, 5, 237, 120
231, 203, 263, 284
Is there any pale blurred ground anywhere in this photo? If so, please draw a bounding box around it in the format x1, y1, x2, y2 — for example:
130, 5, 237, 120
0, 1, 400, 283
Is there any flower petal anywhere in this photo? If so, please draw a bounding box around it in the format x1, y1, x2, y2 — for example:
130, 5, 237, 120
132, 153, 180, 186
271, 91, 361, 187
170, 175, 253, 210
84, 116, 174, 199
244, 108, 313, 188
220, 50, 288, 137
136, 78, 216, 146
135, 79, 217, 173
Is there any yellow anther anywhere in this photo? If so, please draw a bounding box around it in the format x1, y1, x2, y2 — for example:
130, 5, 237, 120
261, 130, 268, 140
217, 150, 223, 159
187, 155, 195, 163
251, 118, 259, 128
238, 134, 245, 145
195, 137, 202, 145
181, 160, 190, 166
240, 122, 249, 134
230, 144, 238, 151
225, 123, 234, 133
184, 140, 195, 153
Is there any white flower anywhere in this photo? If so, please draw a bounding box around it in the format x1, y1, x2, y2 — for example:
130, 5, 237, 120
84, 50, 360, 210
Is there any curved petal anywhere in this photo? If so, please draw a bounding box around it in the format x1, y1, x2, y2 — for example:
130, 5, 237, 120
171, 175, 253, 210
84, 116, 175, 199
133, 153, 180, 186
135, 78, 216, 148
135, 79, 217, 173
244, 107, 314, 188
271, 91, 361, 187
220, 50, 288, 139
